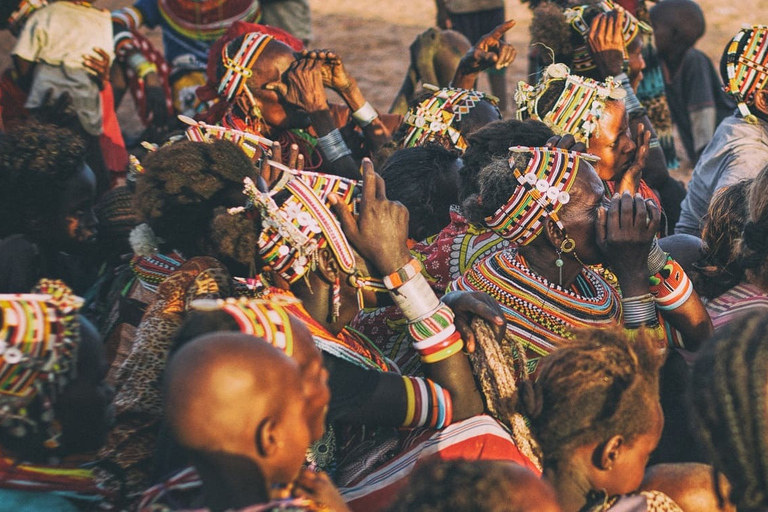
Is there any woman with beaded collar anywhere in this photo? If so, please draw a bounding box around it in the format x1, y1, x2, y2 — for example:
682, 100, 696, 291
210, 159, 542, 511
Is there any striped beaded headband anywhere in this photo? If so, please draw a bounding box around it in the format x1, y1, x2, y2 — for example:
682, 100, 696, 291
218, 32, 273, 102
180, 115, 273, 160
515, 63, 625, 146
723, 25, 768, 122
0, 280, 82, 440
485, 146, 599, 245
191, 296, 299, 356
403, 86, 498, 152
235, 170, 360, 285
564, 0, 651, 73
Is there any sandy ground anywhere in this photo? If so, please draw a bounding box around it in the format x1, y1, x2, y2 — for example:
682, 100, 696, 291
1, 0, 766, 177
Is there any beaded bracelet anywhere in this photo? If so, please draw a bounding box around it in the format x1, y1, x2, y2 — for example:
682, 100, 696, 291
420, 335, 464, 364
649, 256, 693, 310
383, 258, 423, 290
316, 128, 352, 163
390, 273, 441, 322
401, 376, 452, 430
647, 238, 668, 276
136, 61, 158, 80
408, 302, 455, 341
622, 293, 657, 328
351, 101, 379, 128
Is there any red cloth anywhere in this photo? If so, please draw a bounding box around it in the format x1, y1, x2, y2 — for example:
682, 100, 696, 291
0, 69, 29, 131
98, 82, 129, 178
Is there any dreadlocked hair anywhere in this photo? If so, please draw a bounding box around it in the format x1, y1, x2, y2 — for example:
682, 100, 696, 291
738, 164, 768, 288
0, 118, 86, 237
380, 144, 460, 241
530, 3, 573, 62
459, 119, 554, 203
516, 326, 664, 469
133, 139, 257, 257
463, 156, 531, 226
690, 312, 768, 510
692, 180, 751, 299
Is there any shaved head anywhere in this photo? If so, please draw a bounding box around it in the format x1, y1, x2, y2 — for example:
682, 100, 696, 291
650, 0, 705, 45
164, 332, 301, 458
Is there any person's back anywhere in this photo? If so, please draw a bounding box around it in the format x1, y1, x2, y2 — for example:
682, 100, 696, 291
12, 1, 114, 136
675, 25, 768, 236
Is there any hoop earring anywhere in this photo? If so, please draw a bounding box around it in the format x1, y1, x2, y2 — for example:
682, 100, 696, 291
555, 236, 576, 287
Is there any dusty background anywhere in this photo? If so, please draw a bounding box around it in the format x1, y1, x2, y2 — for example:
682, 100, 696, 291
1, 0, 766, 176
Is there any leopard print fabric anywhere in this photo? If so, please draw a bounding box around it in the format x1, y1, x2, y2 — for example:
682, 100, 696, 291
97, 257, 232, 503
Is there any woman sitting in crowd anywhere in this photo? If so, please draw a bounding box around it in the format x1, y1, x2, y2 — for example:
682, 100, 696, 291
519, 326, 681, 511
0, 281, 114, 511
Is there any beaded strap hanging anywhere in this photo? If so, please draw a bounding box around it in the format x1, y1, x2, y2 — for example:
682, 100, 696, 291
403, 86, 498, 152
218, 32, 273, 102
485, 146, 599, 246
723, 25, 768, 122
191, 296, 299, 356
515, 63, 625, 145
180, 115, 273, 160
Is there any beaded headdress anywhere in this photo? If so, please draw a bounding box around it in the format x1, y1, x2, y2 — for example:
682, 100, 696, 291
515, 63, 625, 146
723, 25, 768, 122
485, 146, 599, 245
218, 32, 273, 102
5, 0, 47, 36
191, 296, 299, 356
234, 169, 359, 284
564, 0, 651, 74
180, 115, 273, 160
158, 0, 262, 42
403, 86, 499, 152
0, 280, 83, 447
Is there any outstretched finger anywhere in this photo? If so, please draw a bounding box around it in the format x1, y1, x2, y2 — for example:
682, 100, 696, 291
490, 19, 516, 40
264, 81, 288, 97
328, 192, 360, 241
360, 159, 377, 205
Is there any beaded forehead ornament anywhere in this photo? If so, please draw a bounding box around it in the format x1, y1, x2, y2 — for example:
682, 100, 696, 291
0, 280, 82, 446
218, 32, 273, 102
403, 86, 499, 152
723, 25, 768, 122
191, 296, 299, 356
516, 63, 625, 146
180, 115, 273, 160
485, 146, 599, 245
564, 0, 651, 74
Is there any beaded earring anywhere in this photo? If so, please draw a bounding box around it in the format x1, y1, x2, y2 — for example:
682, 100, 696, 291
330, 276, 341, 323
556, 236, 576, 286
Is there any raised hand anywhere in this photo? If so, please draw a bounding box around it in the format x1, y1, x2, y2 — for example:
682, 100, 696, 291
82, 47, 111, 90
588, 10, 627, 78
266, 58, 329, 114
441, 291, 506, 353
329, 159, 411, 275
616, 123, 650, 195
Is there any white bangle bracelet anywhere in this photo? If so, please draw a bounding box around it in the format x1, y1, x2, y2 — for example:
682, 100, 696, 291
351, 101, 378, 128
390, 273, 441, 321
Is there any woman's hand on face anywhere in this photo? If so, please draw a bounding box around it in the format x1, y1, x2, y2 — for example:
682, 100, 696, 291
457, 19, 517, 74
597, 192, 660, 292
266, 58, 329, 113
299, 49, 355, 94
617, 123, 650, 195
441, 291, 506, 353
329, 159, 412, 275
294, 468, 351, 512
588, 10, 627, 78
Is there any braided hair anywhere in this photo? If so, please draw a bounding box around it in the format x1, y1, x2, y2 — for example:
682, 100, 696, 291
134, 139, 257, 258
692, 180, 751, 299
738, 164, 768, 289
690, 312, 768, 510
517, 327, 664, 469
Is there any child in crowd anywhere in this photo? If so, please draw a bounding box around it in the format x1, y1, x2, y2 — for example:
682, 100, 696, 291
651, 0, 735, 164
